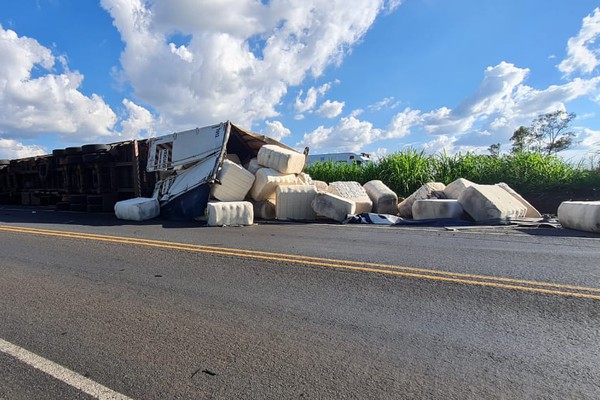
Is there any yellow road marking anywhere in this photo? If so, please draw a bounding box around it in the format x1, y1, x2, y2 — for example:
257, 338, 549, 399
1, 224, 599, 300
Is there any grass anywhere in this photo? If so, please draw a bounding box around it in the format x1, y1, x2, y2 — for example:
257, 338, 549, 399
305, 151, 600, 198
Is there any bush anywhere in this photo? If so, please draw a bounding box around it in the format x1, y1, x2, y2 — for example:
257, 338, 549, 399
305, 151, 598, 197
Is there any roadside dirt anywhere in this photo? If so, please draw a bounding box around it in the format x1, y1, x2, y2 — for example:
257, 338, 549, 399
525, 187, 600, 214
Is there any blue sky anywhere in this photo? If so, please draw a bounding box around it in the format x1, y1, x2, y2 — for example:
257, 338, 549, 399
0, 0, 599, 162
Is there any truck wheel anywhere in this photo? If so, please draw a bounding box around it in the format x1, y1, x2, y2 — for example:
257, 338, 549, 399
65, 155, 83, 165
65, 146, 82, 155
82, 144, 111, 154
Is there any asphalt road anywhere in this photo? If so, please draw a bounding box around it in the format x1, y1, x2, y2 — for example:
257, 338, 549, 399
1, 207, 599, 399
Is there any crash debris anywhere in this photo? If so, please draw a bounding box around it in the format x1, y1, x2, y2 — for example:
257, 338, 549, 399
557, 201, 600, 233
107, 125, 557, 228
1, 120, 595, 233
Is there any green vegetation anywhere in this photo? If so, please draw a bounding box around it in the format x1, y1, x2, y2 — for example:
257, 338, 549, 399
510, 110, 576, 155
305, 150, 600, 198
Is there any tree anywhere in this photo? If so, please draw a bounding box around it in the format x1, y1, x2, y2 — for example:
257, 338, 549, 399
488, 143, 501, 157
530, 110, 576, 155
510, 126, 533, 153
509, 110, 577, 155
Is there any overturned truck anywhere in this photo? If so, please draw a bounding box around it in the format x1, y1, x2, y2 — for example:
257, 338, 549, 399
0, 122, 302, 220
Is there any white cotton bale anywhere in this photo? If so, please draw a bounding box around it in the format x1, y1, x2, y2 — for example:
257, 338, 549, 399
275, 185, 318, 220
312, 180, 329, 192
443, 178, 476, 199
244, 158, 261, 175
311, 192, 356, 222
558, 201, 600, 233
257, 144, 306, 174
496, 182, 542, 219
328, 181, 373, 213
211, 159, 256, 202
457, 185, 527, 222
397, 182, 446, 218
252, 199, 277, 220
363, 180, 398, 215
412, 199, 465, 220
114, 197, 160, 221
206, 201, 254, 226
250, 168, 303, 201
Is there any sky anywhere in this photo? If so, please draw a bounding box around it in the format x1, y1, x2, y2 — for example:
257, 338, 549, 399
0, 0, 599, 162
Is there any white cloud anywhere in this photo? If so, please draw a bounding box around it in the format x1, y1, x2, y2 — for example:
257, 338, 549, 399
581, 127, 600, 146
558, 7, 600, 76
386, 107, 422, 138
384, 0, 403, 13
368, 96, 400, 112
384, 61, 600, 155
294, 82, 333, 113
0, 138, 46, 159
100, 0, 390, 128
298, 116, 382, 152
421, 135, 456, 154
119, 99, 155, 139
294, 114, 305, 120
168, 43, 193, 62
0, 25, 119, 141
316, 100, 344, 118
350, 108, 364, 117
262, 120, 291, 141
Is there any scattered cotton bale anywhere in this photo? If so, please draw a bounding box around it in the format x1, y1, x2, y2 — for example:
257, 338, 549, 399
496, 182, 541, 218
311, 192, 356, 222
558, 201, 600, 233
312, 180, 329, 192
363, 180, 398, 215
412, 199, 465, 220
211, 159, 255, 201
444, 178, 476, 199
276, 185, 318, 220
397, 182, 446, 218
257, 144, 305, 174
244, 158, 261, 175
250, 168, 303, 201
206, 201, 254, 226
328, 181, 373, 213
458, 185, 527, 222
252, 199, 276, 220
297, 172, 313, 185
114, 197, 160, 221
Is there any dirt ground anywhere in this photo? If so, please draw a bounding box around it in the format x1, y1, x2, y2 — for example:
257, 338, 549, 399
525, 187, 600, 214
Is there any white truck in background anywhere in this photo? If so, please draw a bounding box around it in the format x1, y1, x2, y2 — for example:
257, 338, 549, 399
306, 152, 371, 166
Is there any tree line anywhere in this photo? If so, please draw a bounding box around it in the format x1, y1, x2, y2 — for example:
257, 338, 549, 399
488, 110, 576, 156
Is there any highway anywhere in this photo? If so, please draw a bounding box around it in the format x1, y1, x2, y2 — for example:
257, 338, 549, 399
1, 207, 599, 399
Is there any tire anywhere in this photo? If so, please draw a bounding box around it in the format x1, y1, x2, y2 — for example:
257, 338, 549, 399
52, 149, 67, 157
37, 161, 49, 180
65, 146, 82, 155
82, 153, 111, 163
65, 155, 83, 165
82, 144, 111, 154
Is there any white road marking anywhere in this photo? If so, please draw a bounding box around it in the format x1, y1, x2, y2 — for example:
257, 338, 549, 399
0, 337, 133, 400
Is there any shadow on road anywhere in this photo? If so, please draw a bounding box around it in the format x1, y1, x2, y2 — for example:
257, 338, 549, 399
0, 206, 201, 229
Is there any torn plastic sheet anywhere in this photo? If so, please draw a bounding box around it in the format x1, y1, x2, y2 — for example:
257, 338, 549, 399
343, 213, 559, 229
343, 213, 472, 226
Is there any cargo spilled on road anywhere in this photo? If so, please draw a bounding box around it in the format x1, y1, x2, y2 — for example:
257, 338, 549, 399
1, 121, 599, 233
